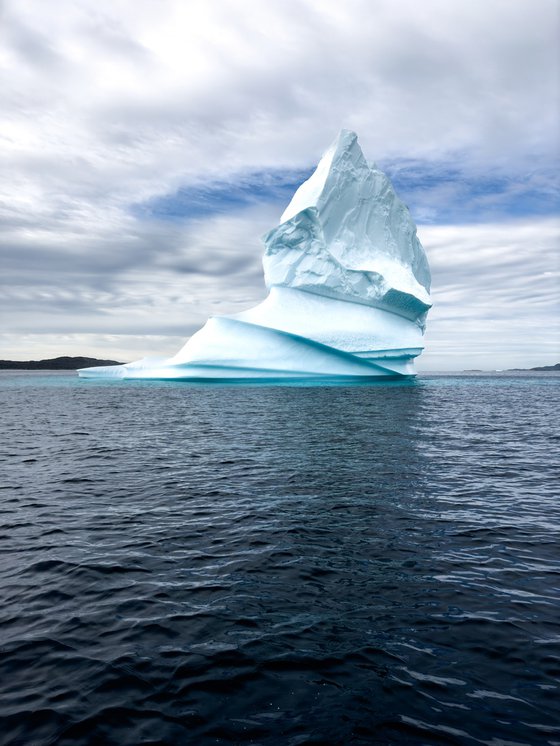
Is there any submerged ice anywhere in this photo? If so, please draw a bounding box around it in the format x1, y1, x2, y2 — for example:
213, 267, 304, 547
79, 131, 432, 381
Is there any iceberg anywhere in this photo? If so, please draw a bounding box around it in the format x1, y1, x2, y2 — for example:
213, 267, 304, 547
79, 131, 431, 382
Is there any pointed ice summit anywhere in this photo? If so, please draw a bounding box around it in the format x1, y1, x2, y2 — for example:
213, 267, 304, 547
79, 131, 431, 381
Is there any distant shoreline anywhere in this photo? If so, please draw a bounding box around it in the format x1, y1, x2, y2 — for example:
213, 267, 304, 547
463, 364, 560, 373
0, 356, 123, 370
0, 357, 558, 373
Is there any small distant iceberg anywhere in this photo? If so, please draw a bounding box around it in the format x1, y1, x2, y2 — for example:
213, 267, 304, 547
79, 131, 431, 382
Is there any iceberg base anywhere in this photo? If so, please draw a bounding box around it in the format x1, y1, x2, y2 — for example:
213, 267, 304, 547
78, 294, 422, 382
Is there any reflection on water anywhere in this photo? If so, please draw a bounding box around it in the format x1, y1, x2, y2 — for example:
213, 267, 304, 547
0, 372, 559, 745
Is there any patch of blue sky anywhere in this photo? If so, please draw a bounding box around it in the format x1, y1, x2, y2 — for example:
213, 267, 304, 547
133, 161, 559, 225
132, 169, 313, 221
383, 159, 560, 224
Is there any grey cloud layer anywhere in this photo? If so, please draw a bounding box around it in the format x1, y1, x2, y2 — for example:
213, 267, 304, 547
419, 219, 560, 369
3, 0, 557, 190
2, 203, 558, 369
1, 0, 558, 366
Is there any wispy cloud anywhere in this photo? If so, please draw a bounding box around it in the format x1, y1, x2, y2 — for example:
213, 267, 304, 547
419, 218, 560, 369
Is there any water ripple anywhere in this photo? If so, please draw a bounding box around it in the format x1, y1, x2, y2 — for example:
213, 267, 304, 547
0, 371, 559, 745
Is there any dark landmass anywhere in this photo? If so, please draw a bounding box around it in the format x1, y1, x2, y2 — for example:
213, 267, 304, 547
0, 356, 123, 370
508, 363, 560, 372
529, 363, 560, 372
462, 364, 560, 373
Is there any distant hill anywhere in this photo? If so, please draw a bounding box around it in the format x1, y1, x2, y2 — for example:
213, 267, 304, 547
529, 363, 560, 372
506, 363, 560, 372
462, 364, 560, 373
0, 356, 123, 370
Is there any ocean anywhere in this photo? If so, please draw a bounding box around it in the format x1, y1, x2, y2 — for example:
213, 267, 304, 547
1, 371, 559, 745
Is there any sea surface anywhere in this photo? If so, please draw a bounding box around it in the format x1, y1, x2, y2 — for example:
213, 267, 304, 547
0, 371, 559, 746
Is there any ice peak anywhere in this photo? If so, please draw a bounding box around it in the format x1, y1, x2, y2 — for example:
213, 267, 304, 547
329, 129, 360, 160
281, 130, 369, 223
267, 130, 431, 305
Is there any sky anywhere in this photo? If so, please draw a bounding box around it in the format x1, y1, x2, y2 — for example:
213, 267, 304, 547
1, 0, 559, 370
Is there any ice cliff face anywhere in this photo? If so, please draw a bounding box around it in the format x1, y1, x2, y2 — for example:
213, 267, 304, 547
79, 131, 432, 382
263, 130, 431, 324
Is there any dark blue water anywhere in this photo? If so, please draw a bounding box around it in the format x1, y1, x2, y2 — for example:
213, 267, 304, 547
1, 371, 559, 745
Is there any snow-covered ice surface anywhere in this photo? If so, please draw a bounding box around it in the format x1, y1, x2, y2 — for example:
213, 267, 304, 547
79, 131, 431, 382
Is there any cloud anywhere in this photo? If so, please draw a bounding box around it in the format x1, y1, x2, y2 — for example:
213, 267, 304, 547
2, 203, 558, 369
0, 0, 558, 367
418, 218, 560, 370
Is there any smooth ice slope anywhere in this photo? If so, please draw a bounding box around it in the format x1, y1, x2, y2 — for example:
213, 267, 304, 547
79, 131, 432, 382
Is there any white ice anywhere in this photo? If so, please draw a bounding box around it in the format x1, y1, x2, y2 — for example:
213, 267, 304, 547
79, 130, 432, 382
